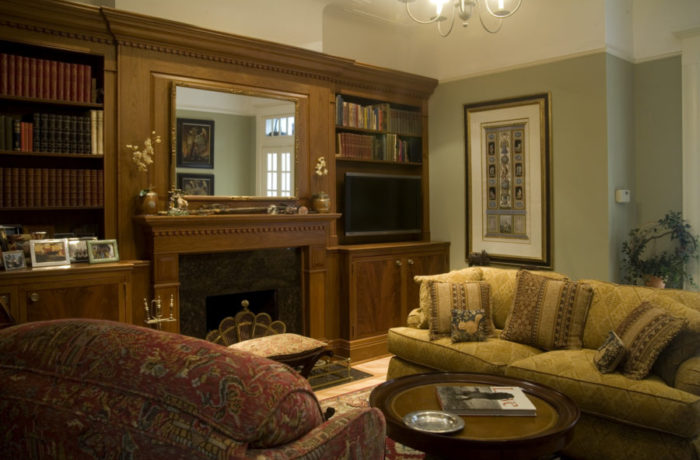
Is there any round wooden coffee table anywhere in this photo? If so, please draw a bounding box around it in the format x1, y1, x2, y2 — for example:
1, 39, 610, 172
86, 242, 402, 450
369, 372, 579, 460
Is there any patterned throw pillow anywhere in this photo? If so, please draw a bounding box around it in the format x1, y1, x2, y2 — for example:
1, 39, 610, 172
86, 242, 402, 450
615, 302, 688, 380
594, 331, 627, 373
500, 270, 594, 350
451, 309, 489, 343
426, 280, 492, 340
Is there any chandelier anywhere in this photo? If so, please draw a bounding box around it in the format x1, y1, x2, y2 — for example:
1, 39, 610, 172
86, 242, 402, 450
398, 0, 522, 37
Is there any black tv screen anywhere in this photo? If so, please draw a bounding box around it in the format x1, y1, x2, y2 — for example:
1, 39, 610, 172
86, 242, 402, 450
344, 172, 422, 237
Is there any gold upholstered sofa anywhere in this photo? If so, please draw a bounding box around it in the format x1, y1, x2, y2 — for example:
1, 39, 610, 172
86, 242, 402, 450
386, 266, 700, 460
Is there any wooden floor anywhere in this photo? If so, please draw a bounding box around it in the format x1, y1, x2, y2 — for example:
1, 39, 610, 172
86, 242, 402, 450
314, 355, 391, 400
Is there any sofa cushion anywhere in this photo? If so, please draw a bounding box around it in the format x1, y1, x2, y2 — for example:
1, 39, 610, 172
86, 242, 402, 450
425, 280, 492, 340
593, 331, 626, 374
450, 309, 489, 342
675, 356, 700, 396
616, 302, 687, 380
387, 326, 542, 376
479, 267, 568, 329
500, 270, 594, 350
0, 319, 324, 456
415, 267, 482, 326
505, 349, 700, 438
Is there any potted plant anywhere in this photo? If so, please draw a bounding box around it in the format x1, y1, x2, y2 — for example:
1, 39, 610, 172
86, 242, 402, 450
621, 211, 699, 289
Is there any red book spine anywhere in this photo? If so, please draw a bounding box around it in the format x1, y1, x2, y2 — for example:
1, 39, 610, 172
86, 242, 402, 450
89, 169, 96, 207
17, 168, 26, 207
48, 168, 56, 207
55, 168, 63, 207
57, 61, 65, 101
42, 59, 50, 99
50, 60, 58, 100
0, 53, 7, 95
29, 58, 37, 98
63, 62, 71, 102
21, 56, 30, 98
70, 63, 78, 102
7, 54, 15, 96
14, 55, 22, 97
83, 64, 91, 103
70, 169, 77, 207
10, 168, 19, 207
97, 169, 104, 206
35, 58, 44, 99
34, 168, 42, 207
26, 167, 34, 207
41, 168, 49, 207
3, 168, 11, 207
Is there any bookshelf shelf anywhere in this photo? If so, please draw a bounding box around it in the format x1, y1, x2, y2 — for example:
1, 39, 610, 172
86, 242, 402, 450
0, 95, 103, 109
0, 150, 104, 160
335, 155, 422, 167
0, 206, 103, 211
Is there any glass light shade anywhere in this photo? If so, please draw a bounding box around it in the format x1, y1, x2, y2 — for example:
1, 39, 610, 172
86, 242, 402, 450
483, 0, 521, 18
430, 0, 449, 16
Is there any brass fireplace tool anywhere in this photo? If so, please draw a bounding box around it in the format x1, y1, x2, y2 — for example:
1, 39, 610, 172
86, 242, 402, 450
144, 294, 176, 329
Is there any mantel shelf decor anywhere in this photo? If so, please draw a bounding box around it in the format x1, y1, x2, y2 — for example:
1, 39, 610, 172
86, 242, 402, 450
127, 131, 162, 215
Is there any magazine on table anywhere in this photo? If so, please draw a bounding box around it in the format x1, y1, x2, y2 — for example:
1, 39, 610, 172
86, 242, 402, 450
435, 385, 537, 416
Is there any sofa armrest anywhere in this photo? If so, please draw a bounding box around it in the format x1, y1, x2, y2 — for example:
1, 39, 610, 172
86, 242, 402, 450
246, 407, 386, 460
675, 356, 700, 396
407, 307, 428, 329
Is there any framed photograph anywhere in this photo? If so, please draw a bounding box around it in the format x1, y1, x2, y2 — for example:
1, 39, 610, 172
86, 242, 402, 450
177, 173, 215, 196
68, 236, 96, 262
176, 118, 214, 168
30, 238, 70, 267
87, 239, 119, 264
464, 93, 552, 268
2, 250, 27, 271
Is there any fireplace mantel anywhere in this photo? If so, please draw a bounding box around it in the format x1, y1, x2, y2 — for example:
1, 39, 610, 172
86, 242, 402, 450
135, 213, 340, 339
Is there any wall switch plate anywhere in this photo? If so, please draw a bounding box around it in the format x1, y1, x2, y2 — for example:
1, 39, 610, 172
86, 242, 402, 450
615, 189, 631, 203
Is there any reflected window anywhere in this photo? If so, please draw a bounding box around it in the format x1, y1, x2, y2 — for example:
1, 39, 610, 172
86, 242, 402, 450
262, 115, 294, 196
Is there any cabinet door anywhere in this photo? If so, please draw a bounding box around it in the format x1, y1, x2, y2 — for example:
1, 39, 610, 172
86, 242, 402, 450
404, 252, 449, 314
351, 256, 402, 339
21, 278, 124, 323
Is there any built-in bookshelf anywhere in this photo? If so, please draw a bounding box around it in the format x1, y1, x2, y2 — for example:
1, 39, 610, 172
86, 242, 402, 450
335, 94, 422, 164
0, 39, 106, 236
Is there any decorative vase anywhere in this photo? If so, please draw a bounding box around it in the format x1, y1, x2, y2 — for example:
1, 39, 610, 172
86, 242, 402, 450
644, 275, 666, 289
312, 192, 331, 213
140, 189, 158, 215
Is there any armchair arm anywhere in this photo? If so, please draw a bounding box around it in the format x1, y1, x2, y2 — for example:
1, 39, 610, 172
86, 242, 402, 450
407, 307, 428, 329
675, 355, 700, 396
245, 407, 386, 460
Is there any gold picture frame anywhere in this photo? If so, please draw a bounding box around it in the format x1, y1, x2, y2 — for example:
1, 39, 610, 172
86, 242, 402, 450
464, 93, 553, 268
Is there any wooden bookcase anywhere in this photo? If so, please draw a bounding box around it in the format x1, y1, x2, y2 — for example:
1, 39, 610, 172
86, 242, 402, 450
0, 39, 107, 237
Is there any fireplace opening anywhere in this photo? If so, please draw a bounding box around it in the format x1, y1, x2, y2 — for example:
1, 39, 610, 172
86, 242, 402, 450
206, 289, 277, 333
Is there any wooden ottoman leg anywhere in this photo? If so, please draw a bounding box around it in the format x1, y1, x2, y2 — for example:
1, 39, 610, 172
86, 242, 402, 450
299, 349, 333, 378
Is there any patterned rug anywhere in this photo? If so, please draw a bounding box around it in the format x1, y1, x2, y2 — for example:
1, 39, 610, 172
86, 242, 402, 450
319, 386, 425, 459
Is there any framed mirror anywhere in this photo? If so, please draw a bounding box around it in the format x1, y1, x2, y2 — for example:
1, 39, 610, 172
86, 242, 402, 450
171, 81, 300, 201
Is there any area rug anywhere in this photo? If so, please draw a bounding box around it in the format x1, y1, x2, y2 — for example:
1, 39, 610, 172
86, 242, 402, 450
319, 386, 425, 459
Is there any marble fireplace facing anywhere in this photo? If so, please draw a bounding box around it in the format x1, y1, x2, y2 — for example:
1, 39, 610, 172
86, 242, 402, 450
179, 249, 302, 339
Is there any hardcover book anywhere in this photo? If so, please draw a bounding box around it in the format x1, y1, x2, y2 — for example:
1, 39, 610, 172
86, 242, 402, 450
435, 385, 537, 416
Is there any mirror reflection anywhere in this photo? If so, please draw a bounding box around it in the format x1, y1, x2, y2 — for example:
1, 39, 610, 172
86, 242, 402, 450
174, 85, 296, 197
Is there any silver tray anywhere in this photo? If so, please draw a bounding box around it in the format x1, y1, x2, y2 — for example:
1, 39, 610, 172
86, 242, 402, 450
402, 410, 465, 434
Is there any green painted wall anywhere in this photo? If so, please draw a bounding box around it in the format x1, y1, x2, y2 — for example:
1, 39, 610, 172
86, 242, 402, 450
633, 56, 683, 225
606, 54, 635, 282
429, 52, 682, 282
429, 53, 610, 281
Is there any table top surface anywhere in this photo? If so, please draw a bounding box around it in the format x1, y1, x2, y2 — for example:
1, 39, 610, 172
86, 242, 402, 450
369, 372, 580, 460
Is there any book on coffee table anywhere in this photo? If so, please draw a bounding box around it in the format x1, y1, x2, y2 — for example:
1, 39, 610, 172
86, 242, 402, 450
435, 385, 537, 416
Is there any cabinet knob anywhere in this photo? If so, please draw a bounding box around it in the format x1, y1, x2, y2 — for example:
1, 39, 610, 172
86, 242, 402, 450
407, 259, 414, 265
28, 292, 41, 303
395, 260, 402, 267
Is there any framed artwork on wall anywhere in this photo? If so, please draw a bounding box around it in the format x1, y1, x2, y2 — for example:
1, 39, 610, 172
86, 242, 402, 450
464, 93, 553, 268
177, 173, 215, 196
176, 118, 214, 168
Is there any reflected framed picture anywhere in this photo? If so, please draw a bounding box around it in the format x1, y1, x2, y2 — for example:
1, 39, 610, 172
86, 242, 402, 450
87, 239, 119, 264
2, 250, 26, 271
68, 237, 97, 263
176, 118, 214, 169
464, 93, 552, 268
30, 238, 70, 267
177, 173, 214, 196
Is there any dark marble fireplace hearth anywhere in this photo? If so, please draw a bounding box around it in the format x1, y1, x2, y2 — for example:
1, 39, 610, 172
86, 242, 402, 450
179, 248, 302, 339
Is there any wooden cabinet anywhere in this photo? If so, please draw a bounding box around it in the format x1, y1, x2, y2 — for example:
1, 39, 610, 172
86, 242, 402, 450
338, 241, 449, 361
0, 261, 150, 325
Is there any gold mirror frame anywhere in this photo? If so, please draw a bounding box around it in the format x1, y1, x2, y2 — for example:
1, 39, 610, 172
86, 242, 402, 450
170, 80, 303, 203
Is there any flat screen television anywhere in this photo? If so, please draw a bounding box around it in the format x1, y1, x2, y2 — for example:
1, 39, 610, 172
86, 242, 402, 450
344, 172, 422, 238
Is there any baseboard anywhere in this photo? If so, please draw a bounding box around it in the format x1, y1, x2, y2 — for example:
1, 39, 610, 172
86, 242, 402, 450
332, 334, 389, 363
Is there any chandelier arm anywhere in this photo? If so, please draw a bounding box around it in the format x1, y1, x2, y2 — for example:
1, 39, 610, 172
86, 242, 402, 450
404, 1, 441, 24
483, 0, 522, 18
478, 8, 503, 34
437, 11, 456, 37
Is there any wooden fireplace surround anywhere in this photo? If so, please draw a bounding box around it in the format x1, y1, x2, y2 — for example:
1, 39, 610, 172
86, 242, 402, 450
135, 213, 339, 340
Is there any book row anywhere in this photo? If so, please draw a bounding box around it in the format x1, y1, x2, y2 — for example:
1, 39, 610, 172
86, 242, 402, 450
0, 53, 96, 103
337, 132, 422, 163
0, 167, 104, 208
0, 110, 103, 154
335, 95, 422, 136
